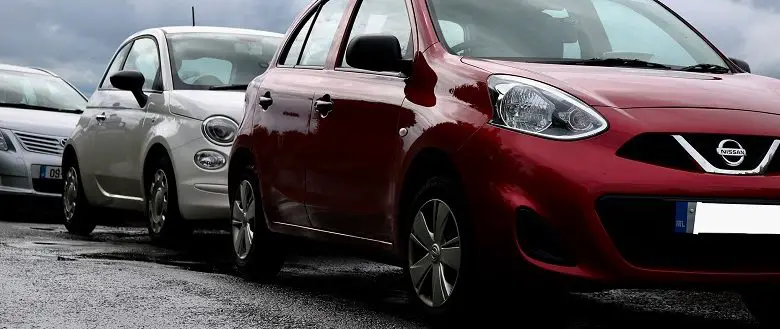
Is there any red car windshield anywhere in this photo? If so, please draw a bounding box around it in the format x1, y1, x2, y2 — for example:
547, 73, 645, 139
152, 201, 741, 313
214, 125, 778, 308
427, 0, 728, 69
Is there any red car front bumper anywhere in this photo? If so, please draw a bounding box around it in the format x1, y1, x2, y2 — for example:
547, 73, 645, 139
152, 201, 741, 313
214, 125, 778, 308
455, 107, 780, 287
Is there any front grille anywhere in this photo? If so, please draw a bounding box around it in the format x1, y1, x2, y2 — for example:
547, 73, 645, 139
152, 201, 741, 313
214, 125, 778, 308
597, 196, 780, 272
617, 133, 780, 174
13, 131, 65, 155
32, 178, 63, 194
617, 133, 699, 172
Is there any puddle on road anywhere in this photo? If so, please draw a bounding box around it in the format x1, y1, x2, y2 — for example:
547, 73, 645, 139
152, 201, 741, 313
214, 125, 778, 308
78, 252, 236, 275
30, 227, 56, 231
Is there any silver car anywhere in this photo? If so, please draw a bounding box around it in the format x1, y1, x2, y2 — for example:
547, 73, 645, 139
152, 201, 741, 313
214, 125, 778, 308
62, 26, 283, 241
0, 64, 87, 202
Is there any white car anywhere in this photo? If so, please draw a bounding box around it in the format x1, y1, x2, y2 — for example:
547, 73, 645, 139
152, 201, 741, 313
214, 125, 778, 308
0, 64, 87, 204
62, 26, 283, 242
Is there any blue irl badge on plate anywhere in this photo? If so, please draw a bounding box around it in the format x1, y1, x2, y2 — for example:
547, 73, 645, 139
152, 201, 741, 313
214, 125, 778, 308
674, 202, 688, 233
674, 201, 697, 234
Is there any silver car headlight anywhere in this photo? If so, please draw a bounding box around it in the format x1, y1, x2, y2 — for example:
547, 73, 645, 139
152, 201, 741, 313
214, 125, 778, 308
202, 116, 238, 146
488, 75, 608, 140
0, 130, 15, 152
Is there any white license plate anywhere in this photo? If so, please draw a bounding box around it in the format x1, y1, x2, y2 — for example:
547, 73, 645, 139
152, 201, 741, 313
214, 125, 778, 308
36, 165, 62, 180
675, 201, 780, 235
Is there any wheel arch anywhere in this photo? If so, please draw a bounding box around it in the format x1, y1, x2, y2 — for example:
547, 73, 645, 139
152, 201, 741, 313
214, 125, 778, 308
394, 146, 463, 256
142, 142, 174, 195
228, 146, 255, 201
62, 145, 78, 168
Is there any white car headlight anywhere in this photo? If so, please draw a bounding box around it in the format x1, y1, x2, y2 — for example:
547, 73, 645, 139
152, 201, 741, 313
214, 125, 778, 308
202, 116, 238, 146
488, 75, 608, 140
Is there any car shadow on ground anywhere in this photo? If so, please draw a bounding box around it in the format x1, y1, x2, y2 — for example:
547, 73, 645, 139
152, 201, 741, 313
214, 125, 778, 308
9, 212, 759, 329
76, 229, 758, 329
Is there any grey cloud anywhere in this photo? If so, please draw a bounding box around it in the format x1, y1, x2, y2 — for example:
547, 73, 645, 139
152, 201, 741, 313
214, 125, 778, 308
665, 0, 780, 77
0, 0, 309, 94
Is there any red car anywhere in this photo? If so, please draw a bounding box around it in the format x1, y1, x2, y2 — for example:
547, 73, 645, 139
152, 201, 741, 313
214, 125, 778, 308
230, 0, 780, 324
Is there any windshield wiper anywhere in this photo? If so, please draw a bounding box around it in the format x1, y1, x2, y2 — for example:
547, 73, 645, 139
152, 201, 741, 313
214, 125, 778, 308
561, 57, 673, 70
680, 63, 730, 74
208, 84, 249, 91
0, 102, 83, 114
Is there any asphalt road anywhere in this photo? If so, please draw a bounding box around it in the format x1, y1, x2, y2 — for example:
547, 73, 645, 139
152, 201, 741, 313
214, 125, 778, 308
0, 216, 764, 328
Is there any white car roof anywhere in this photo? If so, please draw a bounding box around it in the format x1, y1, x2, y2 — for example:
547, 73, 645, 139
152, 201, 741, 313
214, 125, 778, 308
129, 26, 284, 39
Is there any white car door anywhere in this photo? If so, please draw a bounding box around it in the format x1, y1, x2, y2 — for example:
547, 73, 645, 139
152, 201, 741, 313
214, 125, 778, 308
90, 36, 163, 208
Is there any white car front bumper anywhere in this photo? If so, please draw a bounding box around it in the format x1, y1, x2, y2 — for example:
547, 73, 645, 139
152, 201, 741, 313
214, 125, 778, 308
170, 136, 231, 221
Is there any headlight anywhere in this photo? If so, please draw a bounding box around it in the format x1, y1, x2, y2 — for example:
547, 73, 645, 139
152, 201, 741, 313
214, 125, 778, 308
0, 130, 15, 152
202, 116, 238, 146
488, 75, 608, 140
194, 150, 227, 170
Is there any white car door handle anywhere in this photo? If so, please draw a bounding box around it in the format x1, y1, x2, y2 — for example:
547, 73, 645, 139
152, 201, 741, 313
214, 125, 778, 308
95, 113, 107, 121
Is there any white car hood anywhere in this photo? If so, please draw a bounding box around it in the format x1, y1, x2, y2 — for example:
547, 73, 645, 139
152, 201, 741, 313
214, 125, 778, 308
167, 90, 245, 123
0, 106, 80, 137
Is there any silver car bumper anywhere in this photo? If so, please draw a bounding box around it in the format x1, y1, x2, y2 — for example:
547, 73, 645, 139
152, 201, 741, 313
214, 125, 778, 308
171, 136, 231, 221
0, 130, 64, 198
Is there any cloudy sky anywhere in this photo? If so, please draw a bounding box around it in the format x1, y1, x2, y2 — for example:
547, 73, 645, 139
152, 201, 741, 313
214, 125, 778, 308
1, 0, 778, 95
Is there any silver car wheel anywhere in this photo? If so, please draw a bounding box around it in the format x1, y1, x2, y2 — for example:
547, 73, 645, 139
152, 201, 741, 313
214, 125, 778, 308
148, 169, 169, 234
232, 180, 256, 260
408, 199, 462, 308
63, 167, 79, 223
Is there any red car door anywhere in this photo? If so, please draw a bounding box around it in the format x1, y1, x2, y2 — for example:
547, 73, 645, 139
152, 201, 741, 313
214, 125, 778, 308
249, 7, 323, 228
304, 0, 415, 242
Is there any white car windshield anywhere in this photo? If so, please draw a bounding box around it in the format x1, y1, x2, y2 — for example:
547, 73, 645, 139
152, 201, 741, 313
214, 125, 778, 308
167, 32, 282, 90
0, 70, 86, 112
427, 0, 729, 70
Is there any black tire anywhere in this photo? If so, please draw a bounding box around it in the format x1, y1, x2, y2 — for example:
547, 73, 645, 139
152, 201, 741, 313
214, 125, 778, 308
402, 177, 568, 327
146, 156, 191, 245
742, 289, 780, 328
231, 164, 284, 281
402, 177, 477, 323
62, 161, 97, 236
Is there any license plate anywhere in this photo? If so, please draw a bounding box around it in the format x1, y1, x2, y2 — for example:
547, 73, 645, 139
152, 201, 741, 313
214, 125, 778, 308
36, 165, 62, 180
675, 201, 780, 235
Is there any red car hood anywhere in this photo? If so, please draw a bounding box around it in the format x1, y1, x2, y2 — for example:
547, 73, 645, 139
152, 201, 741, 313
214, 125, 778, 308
463, 58, 780, 113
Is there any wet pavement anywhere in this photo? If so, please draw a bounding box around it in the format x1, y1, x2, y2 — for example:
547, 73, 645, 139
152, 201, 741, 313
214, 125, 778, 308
0, 217, 764, 328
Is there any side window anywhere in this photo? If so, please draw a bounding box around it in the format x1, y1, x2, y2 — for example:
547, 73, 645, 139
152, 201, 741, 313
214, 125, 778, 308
438, 20, 464, 48
100, 42, 132, 88
281, 13, 316, 66
122, 38, 161, 90
299, 0, 349, 67
593, 0, 696, 66
341, 0, 413, 68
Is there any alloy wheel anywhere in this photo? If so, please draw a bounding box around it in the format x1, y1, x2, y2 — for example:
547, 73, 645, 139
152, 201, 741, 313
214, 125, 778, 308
148, 169, 169, 234
408, 199, 462, 308
63, 167, 78, 223
232, 180, 256, 260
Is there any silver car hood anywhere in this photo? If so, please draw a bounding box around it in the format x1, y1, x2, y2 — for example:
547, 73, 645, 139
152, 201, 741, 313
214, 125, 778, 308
167, 90, 245, 123
0, 106, 80, 137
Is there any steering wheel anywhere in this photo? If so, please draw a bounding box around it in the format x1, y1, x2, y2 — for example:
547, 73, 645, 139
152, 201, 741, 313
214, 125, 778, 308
449, 40, 495, 55
192, 75, 223, 86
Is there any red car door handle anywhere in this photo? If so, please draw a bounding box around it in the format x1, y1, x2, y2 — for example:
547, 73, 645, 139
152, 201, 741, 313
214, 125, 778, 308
315, 95, 333, 118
